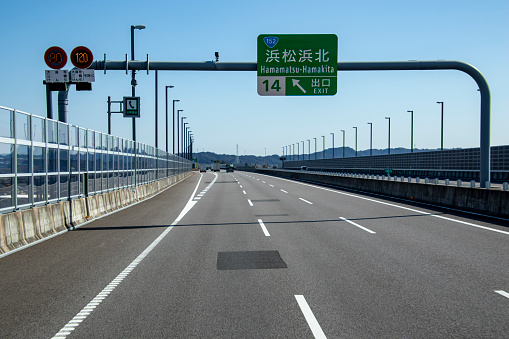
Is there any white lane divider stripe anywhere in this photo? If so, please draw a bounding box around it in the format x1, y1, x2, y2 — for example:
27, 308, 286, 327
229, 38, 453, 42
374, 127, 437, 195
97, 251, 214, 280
295, 295, 327, 339
281, 189, 288, 193
299, 198, 313, 204
257, 219, 270, 236
339, 217, 376, 234
248, 199, 253, 206
52, 173, 213, 338
495, 290, 509, 299
265, 174, 509, 236
243, 190, 247, 195
269, 184, 274, 187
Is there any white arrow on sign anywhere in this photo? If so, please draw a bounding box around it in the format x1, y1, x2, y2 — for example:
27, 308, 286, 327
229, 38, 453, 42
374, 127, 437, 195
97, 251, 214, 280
292, 79, 306, 93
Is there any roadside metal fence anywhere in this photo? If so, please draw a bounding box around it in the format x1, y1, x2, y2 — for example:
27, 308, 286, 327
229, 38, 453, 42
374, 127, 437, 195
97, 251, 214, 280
282, 146, 509, 182
0, 106, 192, 214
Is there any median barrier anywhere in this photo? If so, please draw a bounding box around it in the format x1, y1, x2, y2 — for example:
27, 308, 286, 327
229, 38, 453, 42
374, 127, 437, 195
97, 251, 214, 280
0, 172, 193, 255
255, 169, 509, 219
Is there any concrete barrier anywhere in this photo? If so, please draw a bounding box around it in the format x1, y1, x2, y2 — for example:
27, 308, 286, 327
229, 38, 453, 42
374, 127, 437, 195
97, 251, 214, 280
256, 169, 509, 219
0, 172, 193, 255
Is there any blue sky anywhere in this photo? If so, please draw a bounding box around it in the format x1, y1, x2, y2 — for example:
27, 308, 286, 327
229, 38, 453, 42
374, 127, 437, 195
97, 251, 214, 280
1, 0, 508, 156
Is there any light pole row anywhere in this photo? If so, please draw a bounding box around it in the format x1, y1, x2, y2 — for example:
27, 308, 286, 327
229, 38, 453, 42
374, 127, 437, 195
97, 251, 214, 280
283, 103, 445, 161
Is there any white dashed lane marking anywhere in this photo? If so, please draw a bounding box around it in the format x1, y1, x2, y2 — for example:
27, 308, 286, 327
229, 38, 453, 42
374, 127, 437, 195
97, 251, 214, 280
339, 217, 376, 234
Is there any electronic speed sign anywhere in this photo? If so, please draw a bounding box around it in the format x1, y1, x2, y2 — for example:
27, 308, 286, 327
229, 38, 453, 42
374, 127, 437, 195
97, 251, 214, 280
70, 46, 93, 69
44, 46, 67, 69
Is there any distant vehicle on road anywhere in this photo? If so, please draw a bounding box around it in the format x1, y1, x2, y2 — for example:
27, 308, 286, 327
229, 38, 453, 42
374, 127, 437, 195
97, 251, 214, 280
200, 168, 206, 173
226, 164, 234, 173
212, 163, 221, 172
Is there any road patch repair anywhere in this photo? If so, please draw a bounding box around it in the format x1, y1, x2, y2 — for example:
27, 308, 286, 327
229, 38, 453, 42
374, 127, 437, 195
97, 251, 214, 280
217, 250, 287, 270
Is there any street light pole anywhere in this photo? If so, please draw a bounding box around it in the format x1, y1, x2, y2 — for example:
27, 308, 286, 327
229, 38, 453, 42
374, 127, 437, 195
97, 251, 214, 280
130, 24, 145, 142
177, 110, 184, 156
182, 120, 188, 158
307, 139, 310, 160
407, 110, 414, 153
172, 100, 180, 154
165, 86, 174, 153
313, 138, 317, 160
154, 70, 158, 148
330, 133, 334, 158
437, 101, 444, 151
185, 127, 190, 159
341, 130, 345, 158
353, 127, 358, 157
301, 141, 304, 160
367, 122, 373, 156
322, 135, 325, 159
385, 117, 391, 155
296, 142, 299, 161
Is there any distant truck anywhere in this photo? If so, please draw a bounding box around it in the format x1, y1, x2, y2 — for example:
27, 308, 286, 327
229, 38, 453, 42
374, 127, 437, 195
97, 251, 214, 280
212, 163, 221, 172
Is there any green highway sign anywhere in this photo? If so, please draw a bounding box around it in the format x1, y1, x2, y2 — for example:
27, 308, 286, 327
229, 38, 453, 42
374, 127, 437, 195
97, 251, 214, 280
123, 96, 140, 118
257, 34, 338, 96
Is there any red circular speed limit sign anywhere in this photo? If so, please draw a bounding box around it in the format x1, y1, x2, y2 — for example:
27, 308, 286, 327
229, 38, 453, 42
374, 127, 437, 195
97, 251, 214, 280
44, 46, 67, 69
70, 46, 93, 69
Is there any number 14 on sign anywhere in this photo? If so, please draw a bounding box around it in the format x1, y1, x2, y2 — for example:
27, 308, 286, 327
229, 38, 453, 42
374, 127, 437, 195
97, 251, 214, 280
258, 77, 286, 96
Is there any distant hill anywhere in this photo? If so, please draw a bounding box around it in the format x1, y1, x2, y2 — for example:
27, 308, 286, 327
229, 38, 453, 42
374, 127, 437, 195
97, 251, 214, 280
194, 147, 452, 167
195, 152, 281, 167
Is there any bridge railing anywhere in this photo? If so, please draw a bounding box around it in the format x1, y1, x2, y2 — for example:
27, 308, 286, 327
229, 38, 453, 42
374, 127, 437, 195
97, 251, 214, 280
0, 106, 192, 214
281, 146, 509, 183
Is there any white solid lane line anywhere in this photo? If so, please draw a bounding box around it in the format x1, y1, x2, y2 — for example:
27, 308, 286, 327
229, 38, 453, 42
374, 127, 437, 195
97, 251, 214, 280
248, 199, 253, 206
339, 217, 376, 234
295, 295, 327, 339
52, 173, 210, 338
257, 219, 270, 236
495, 290, 509, 299
299, 198, 313, 205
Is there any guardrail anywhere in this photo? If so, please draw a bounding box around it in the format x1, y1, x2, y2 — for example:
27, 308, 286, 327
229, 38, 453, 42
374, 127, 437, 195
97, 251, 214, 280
0, 106, 192, 214
282, 145, 509, 183
279, 169, 508, 190
253, 168, 509, 218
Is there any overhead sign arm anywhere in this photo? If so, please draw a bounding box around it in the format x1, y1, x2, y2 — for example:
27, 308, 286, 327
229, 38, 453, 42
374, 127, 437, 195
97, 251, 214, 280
89, 59, 491, 187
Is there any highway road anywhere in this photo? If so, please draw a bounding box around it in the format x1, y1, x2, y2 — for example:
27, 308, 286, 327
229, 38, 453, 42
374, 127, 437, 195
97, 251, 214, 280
1, 171, 508, 338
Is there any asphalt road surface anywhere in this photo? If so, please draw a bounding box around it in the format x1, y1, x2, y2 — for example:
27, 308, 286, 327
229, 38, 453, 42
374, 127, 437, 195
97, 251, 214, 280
1, 171, 508, 338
